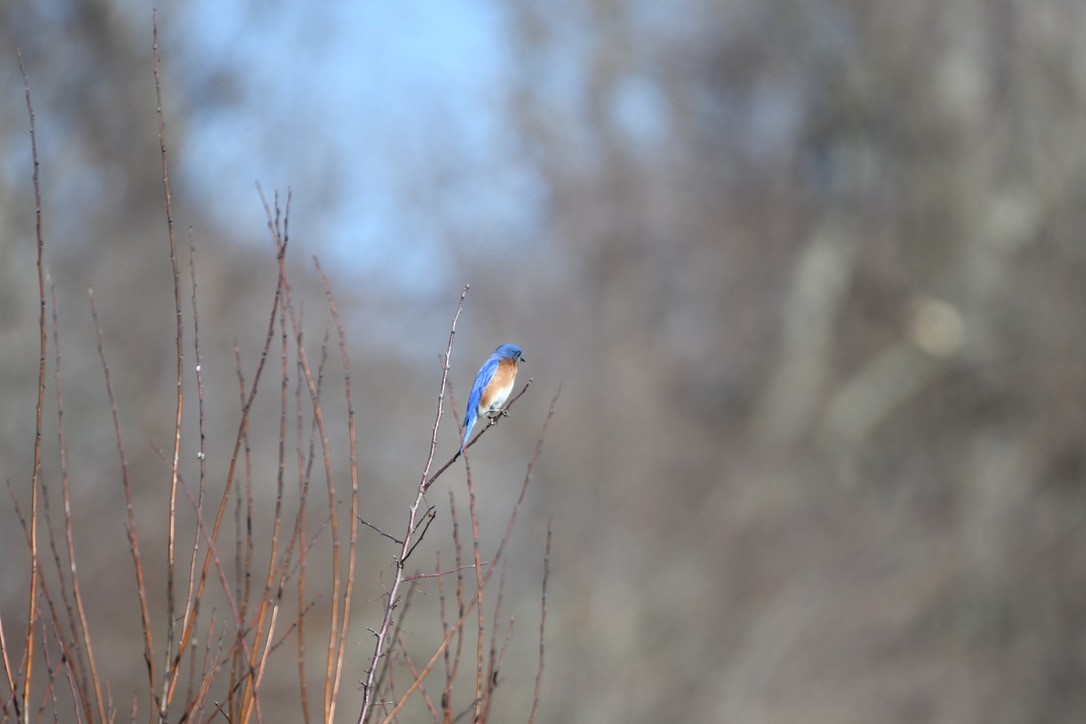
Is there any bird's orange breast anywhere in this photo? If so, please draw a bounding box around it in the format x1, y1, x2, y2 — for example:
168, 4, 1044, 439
479, 358, 518, 413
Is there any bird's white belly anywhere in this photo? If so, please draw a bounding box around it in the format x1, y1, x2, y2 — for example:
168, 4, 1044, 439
480, 381, 514, 417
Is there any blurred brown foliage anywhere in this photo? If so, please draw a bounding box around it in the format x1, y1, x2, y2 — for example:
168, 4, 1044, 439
4, 0, 1086, 721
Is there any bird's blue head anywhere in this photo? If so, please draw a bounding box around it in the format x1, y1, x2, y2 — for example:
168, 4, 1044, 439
493, 344, 525, 362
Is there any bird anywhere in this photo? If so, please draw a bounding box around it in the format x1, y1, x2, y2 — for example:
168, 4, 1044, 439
461, 343, 525, 452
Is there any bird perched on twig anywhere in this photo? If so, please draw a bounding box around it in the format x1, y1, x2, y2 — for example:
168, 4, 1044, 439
461, 344, 525, 452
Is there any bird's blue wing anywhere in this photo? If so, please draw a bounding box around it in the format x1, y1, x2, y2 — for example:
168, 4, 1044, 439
468, 358, 500, 411
463, 357, 500, 448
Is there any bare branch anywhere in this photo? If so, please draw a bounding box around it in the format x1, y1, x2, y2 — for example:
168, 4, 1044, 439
383, 385, 560, 721
152, 13, 188, 716
357, 286, 469, 724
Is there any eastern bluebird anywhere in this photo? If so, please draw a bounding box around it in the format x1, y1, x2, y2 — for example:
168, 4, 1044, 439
461, 343, 525, 451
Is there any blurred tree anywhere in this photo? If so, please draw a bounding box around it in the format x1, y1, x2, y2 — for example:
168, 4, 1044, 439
502, 0, 1086, 720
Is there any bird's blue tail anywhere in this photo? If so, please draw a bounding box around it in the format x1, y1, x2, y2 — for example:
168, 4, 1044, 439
461, 410, 477, 452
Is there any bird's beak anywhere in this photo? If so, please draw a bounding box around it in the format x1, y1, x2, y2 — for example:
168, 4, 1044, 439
520, 355, 526, 363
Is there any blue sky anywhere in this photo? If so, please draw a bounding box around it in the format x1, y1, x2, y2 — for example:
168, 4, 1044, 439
166, 0, 541, 293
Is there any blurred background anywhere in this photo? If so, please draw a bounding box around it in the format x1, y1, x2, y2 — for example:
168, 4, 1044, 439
3, 0, 1086, 721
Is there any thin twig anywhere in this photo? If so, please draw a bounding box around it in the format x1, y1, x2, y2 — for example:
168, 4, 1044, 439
294, 322, 315, 724
402, 507, 439, 564
394, 628, 439, 722
50, 280, 106, 722
482, 562, 510, 718
372, 581, 419, 711
527, 522, 551, 724
152, 15, 187, 717
182, 226, 209, 714
359, 519, 404, 547
313, 257, 361, 722
147, 445, 241, 650
90, 291, 158, 710
287, 317, 330, 724
0, 606, 17, 718
464, 450, 486, 720
7, 478, 84, 722
236, 282, 298, 721
442, 489, 467, 719
403, 563, 483, 582
36, 616, 61, 719
18, 46, 45, 724
434, 549, 451, 715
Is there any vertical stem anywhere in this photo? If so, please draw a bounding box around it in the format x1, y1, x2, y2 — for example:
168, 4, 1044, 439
18, 48, 45, 724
